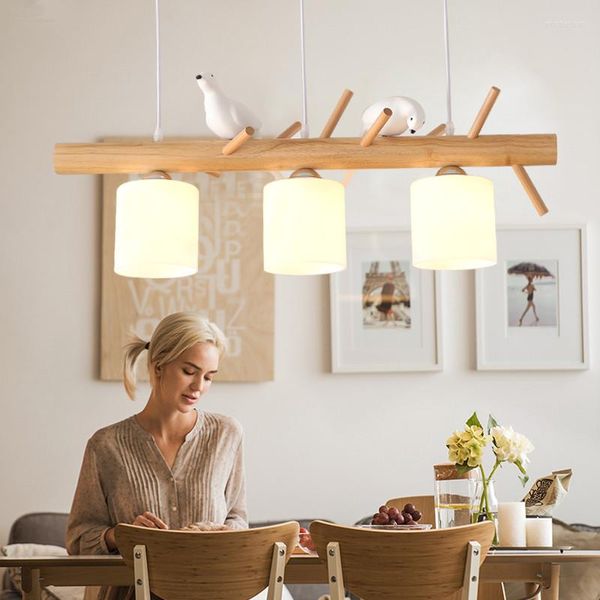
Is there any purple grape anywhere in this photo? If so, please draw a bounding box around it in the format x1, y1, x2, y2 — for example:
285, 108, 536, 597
412, 510, 422, 522
388, 507, 400, 519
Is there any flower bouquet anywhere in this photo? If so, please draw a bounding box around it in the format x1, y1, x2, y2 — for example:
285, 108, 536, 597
446, 412, 534, 536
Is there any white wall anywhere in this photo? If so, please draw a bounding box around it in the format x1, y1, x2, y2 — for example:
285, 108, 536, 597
1, 0, 598, 544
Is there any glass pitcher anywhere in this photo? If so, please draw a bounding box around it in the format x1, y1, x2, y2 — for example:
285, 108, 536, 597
434, 463, 477, 529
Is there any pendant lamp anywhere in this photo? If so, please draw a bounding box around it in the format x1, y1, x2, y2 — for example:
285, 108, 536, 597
410, 166, 496, 270
115, 172, 199, 278
113, 0, 199, 279
263, 169, 346, 275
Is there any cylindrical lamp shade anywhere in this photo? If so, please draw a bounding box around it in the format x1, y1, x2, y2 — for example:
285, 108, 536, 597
263, 177, 346, 274
115, 178, 199, 278
410, 174, 496, 270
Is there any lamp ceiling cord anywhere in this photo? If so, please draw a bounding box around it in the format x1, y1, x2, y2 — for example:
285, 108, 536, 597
299, 0, 309, 138
153, 0, 163, 142
443, 0, 454, 136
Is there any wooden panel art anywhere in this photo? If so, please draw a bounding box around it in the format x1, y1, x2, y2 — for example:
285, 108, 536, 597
101, 171, 274, 382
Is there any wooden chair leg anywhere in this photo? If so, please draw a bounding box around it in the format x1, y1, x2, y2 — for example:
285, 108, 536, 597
461, 541, 482, 600
133, 544, 150, 600
267, 542, 286, 600
326, 542, 346, 600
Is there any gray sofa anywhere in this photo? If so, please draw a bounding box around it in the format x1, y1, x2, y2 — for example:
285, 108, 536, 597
1, 513, 70, 600
0, 513, 328, 600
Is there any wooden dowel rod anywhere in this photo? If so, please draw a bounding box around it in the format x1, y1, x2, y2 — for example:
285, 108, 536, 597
54, 134, 558, 174
277, 121, 302, 139
360, 108, 393, 147
222, 127, 255, 155
468, 86, 501, 139
512, 165, 549, 216
427, 123, 447, 137
320, 89, 354, 138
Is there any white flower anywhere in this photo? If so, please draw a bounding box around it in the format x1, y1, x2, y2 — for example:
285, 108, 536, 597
491, 426, 534, 465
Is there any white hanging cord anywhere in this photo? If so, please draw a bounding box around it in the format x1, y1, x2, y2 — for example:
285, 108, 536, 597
153, 0, 163, 142
299, 0, 309, 138
442, 0, 454, 135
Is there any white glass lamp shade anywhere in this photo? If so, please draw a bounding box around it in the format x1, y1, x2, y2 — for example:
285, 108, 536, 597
263, 176, 346, 275
115, 178, 199, 278
410, 174, 496, 270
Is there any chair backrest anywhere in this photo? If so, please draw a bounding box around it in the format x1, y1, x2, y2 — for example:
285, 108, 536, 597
310, 520, 495, 600
116, 521, 299, 600
385, 495, 436, 528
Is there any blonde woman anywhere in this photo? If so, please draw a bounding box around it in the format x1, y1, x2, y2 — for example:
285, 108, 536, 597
66, 313, 246, 577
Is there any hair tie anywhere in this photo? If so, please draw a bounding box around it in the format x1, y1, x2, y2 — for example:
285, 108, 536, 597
144, 342, 150, 350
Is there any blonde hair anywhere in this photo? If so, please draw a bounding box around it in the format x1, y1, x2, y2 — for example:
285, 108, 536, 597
123, 312, 227, 400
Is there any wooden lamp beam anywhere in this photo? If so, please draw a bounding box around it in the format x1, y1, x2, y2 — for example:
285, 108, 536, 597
54, 134, 557, 174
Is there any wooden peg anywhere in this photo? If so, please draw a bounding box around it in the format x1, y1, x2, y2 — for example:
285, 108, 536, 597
277, 121, 302, 139
512, 165, 549, 216
360, 108, 393, 147
427, 123, 447, 137
320, 89, 354, 138
222, 127, 255, 155
468, 86, 501, 139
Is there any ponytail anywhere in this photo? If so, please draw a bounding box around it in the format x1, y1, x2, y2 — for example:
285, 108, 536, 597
122, 337, 149, 400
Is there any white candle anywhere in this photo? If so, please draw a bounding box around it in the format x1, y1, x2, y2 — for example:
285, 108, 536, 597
498, 502, 526, 546
526, 517, 553, 547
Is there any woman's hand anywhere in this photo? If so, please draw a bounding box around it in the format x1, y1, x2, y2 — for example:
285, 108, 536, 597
103, 512, 168, 552
132, 511, 168, 529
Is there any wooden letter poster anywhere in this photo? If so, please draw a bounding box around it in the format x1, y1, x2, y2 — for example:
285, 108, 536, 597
101, 171, 274, 382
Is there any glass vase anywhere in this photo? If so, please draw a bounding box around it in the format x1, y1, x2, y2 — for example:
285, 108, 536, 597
471, 479, 499, 544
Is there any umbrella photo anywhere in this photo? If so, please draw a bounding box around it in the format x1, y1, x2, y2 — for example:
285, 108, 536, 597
507, 262, 555, 280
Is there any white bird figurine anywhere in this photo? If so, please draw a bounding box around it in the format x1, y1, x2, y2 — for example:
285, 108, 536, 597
361, 96, 426, 136
195, 72, 261, 139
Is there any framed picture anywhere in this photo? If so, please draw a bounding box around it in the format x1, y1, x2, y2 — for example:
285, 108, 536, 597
476, 225, 588, 370
330, 229, 442, 373
101, 171, 275, 382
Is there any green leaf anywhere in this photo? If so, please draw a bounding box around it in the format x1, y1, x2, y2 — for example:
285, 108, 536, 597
456, 464, 476, 475
466, 412, 483, 430
487, 414, 499, 433
514, 459, 527, 476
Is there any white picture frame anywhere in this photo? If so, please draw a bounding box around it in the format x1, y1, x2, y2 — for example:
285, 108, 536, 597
330, 228, 442, 373
476, 225, 588, 370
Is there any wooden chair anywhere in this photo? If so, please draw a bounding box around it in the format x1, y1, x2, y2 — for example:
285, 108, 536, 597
310, 520, 495, 600
385, 494, 436, 528
115, 521, 299, 600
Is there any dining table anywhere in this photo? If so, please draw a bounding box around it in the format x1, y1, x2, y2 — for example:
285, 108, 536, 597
2, 548, 600, 600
